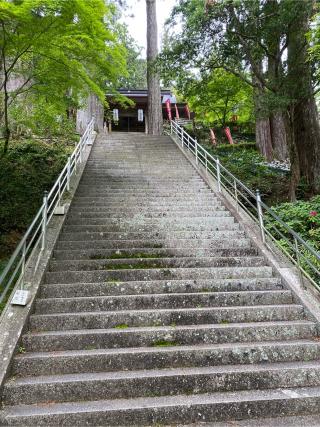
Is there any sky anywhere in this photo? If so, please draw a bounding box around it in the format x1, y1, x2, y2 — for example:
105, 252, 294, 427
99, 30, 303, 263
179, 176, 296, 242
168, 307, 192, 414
121, 0, 177, 57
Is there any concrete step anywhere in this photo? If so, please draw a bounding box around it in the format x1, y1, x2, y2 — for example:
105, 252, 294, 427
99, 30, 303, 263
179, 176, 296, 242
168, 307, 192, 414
79, 179, 205, 185
3, 133, 319, 425
68, 206, 226, 213
2, 386, 320, 425
72, 195, 219, 201
29, 305, 306, 332
74, 189, 213, 195
76, 183, 210, 190
44, 266, 273, 284
64, 215, 233, 226
66, 211, 232, 219
54, 238, 254, 250
12, 339, 320, 377
35, 290, 293, 314
73, 199, 220, 206
22, 320, 317, 352
5, 361, 320, 406
57, 230, 245, 242
48, 256, 265, 272
52, 247, 258, 261
40, 277, 283, 299
62, 223, 239, 233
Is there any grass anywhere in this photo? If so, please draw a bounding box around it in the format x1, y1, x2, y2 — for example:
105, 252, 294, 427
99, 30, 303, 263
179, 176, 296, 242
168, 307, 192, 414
143, 243, 163, 249
90, 252, 168, 260
102, 262, 161, 270
219, 319, 230, 324
84, 345, 96, 350
18, 346, 26, 354
152, 340, 179, 347
114, 324, 129, 329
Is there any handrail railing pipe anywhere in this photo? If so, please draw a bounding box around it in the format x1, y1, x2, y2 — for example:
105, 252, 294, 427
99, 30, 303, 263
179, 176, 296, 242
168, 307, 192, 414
169, 119, 320, 290
216, 158, 221, 192
41, 191, 48, 251
67, 156, 71, 192
195, 139, 198, 164
0, 118, 95, 306
256, 189, 266, 244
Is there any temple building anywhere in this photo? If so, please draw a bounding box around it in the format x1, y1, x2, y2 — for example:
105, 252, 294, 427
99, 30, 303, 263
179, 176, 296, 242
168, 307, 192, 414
106, 89, 193, 133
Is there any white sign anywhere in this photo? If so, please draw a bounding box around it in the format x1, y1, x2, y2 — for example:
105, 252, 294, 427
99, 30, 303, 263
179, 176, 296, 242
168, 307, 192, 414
11, 289, 31, 306
138, 109, 144, 122
113, 109, 119, 121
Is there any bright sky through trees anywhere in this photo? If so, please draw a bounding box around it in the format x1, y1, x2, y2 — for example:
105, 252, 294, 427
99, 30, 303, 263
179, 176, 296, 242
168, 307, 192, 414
121, 0, 176, 56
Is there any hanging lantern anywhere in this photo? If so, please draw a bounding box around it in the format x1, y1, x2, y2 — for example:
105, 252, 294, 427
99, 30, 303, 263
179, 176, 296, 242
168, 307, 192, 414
113, 109, 119, 121
138, 109, 144, 122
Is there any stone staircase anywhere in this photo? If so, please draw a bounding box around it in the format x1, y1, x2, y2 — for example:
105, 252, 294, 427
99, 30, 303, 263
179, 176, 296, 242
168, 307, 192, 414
1, 133, 320, 425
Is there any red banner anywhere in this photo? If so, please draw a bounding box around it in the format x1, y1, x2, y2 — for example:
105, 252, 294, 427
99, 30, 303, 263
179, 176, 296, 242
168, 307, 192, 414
175, 104, 180, 119
165, 99, 172, 121
224, 127, 234, 145
185, 104, 191, 120
210, 128, 217, 145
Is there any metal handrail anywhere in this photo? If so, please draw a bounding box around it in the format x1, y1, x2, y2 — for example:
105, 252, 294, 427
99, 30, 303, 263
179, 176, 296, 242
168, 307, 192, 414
0, 118, 95, 305
169, 120, 320, 290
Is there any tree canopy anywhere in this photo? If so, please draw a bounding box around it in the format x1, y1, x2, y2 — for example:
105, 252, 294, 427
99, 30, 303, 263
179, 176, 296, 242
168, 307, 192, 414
160, 0, 320, 197
0, 0, 126, 151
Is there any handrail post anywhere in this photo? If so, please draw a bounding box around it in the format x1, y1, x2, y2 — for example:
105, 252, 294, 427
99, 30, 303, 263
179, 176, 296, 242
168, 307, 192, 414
58, 177, 61, 207
216, 158, 222, 192
79, 137, 83, 163
67, 156, 71, 191
21, 240, 26, 290
256, 189, 266, 243
181, 127, 184, 147
205, 152, 208, 172
41, 191, 48, 251
170, 120, 173, 135
234, 180, 239, 212
195, 139, 198, 164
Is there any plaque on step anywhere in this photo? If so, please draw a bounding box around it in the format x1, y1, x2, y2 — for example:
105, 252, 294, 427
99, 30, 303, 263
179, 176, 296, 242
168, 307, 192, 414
54, 205, 66, 215
11, 289, 31, 306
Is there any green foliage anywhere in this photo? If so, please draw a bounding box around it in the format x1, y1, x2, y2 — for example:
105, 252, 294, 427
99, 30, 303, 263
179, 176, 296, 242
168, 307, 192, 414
206, 144, 289, 203
116, 27, 147, 89
174, 69, 254, 128
265, 197, 320, 286
266, 197, 320, 251
0, 0, 126, 149
0, 139, 72, 256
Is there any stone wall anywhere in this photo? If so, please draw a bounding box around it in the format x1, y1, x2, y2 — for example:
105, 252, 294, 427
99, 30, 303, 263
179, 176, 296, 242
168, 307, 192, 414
76, 93, 104, 135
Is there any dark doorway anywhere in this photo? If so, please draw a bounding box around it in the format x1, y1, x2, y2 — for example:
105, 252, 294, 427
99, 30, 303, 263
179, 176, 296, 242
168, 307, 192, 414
112, 115, 145, 132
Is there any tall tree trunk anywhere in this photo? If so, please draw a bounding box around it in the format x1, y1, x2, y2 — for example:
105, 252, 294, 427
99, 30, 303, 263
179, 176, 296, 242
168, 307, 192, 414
2, 68, 10, 154
253, 73, 273, 161
270, 112, 289, 161
146, 0, 163, 135
264, 0, 288, 162
287, 0, 320, 195
255, 117, 273, 161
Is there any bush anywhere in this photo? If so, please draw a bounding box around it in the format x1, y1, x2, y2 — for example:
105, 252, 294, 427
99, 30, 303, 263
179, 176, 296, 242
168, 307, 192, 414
0, 139, 72, 256
266, 197, 320, 251
265, 197, 320, 285
205, 145, 289, 203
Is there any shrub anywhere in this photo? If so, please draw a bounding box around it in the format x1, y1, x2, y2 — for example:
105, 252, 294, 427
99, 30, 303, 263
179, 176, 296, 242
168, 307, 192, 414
0, 139, 72, 256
